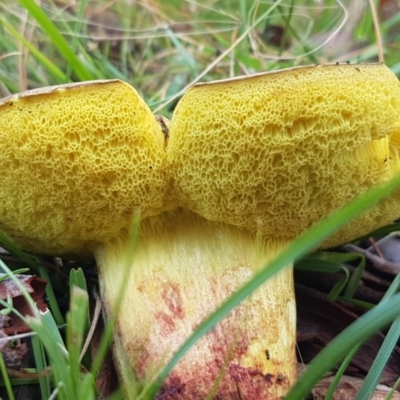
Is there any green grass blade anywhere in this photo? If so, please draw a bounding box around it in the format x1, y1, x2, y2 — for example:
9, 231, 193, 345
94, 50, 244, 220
285, 293, 400, 399
324, 344, 360, 400
356, 317, 400, 400
31, 334, 52, 399
381, 270, 400, 301
44, 0, 103, 80
66, 287, 89, 395
355, 271, 400, 400
338, 296, 375, 310
0, 15, 67, 82
17, 0, 94, 81
296, 255, 350, 300
313, 251, 367, 298
38, 264, 65, 326
0, 231, 40, 274
344, 254, 365, 298
66, 0, 88, 80
79, 373, 96, 400
386, 377, 400, 400
113, 339, 141, 399
295, 255, 348, 273
0, 268, 30, 277
105, 388, 125, 400
27, 309, 71, 400
70, 268, 88, 293
328, 273, 349, 300
0, 352, 15, 400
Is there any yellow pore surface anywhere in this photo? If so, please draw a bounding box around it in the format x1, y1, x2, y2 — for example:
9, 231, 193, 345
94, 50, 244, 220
168, 64, 400, 241
2, 64, 400, 255
0, 80, 168, 254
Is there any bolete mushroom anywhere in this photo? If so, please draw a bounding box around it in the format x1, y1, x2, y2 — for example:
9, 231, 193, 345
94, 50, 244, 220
1, 63, 400, 399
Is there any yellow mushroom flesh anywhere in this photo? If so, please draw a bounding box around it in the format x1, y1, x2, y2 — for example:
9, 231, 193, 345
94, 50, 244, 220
0, 80, 169, 255
0, 64, 400, 399
168, 64, 400, 242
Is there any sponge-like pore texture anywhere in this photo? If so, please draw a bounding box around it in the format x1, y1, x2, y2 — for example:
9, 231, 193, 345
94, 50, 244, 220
0, 80, 168, 254
167, 64, 400, 243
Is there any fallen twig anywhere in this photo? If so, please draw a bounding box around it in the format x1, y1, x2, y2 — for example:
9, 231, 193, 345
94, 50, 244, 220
343, 244, 400, 276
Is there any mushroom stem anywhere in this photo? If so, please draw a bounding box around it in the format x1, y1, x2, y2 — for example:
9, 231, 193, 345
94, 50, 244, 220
97, 208, 296, 399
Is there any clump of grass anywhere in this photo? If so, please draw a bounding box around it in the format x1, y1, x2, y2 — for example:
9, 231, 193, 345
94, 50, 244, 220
1, 1, 398, 100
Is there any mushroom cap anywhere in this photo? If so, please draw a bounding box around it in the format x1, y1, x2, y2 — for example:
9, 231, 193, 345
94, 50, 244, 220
0, 80, 169, 254
167, 64, 400, 243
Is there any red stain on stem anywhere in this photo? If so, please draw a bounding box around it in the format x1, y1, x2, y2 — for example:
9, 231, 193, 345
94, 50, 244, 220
155, 312, 176, 336
161, 282, 185, 319
156, 364, 289, 399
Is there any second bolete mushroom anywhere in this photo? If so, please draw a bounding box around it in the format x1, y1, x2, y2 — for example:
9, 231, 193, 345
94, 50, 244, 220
1, 63, 400, 399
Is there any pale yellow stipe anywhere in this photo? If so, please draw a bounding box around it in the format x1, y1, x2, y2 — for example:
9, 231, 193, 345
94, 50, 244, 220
97, 209, 296, 399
